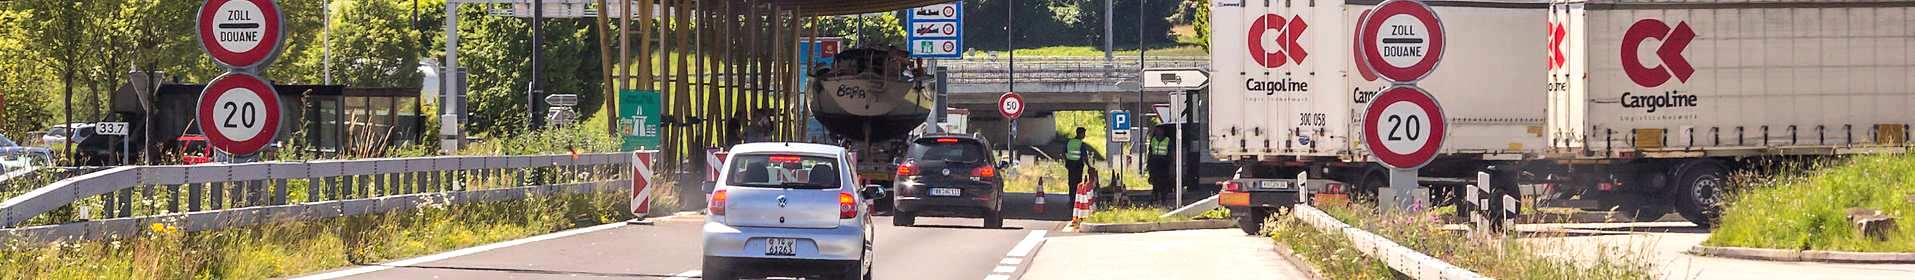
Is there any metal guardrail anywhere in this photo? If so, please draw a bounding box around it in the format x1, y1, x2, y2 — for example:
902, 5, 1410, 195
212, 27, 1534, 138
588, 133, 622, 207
0, 153, 632, 234
1294, 205, 1491, 280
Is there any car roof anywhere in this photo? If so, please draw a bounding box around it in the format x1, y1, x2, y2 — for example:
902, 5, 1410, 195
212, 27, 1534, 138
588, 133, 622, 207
729, 142, 846, 157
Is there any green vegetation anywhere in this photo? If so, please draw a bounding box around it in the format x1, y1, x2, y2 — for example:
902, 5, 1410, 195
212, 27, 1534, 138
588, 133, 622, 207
0, 191, 631, 279
1081, 206, 1227, 224
1266, 215, 1397, 279
1004, 159, 1148, 194
1274, 204, 1656, 280
1707, 155, 1915, 252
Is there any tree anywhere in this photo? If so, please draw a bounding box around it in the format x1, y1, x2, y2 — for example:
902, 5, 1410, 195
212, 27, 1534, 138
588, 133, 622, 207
292, 0, 427, 88
449, 5, 604, 136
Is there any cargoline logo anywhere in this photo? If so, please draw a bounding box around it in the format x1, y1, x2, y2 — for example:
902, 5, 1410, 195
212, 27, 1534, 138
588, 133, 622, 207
1620, 19, 1699, 113
1248, 14, 1308, 68
1548, 22, 1567, 70
1620, 19, 1695, 87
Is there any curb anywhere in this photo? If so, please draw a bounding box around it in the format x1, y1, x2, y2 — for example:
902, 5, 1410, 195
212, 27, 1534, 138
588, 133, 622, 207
1270, 238, 1328, 280
1689, 245, 1915, 264
1078, 219, 1234, 233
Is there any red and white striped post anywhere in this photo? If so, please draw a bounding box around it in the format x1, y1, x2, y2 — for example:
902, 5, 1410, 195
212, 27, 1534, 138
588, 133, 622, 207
630, 150, 658, 224
1071, 179, 1095, 227
705, 148, 726, 183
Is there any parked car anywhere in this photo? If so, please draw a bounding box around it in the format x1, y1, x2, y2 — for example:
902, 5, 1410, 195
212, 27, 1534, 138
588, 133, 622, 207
0, 133, 54, 171
889, 134, 1004, 228
702, 142, 876, 280
40, 123, 88, 147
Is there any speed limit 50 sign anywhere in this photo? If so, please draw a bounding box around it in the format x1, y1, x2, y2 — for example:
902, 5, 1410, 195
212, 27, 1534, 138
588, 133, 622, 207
198, 72, 282, 155
1362, 86, 1446, 169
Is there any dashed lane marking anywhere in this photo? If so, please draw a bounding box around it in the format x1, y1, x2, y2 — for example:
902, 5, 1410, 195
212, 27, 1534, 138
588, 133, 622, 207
985, 230, 1048, 280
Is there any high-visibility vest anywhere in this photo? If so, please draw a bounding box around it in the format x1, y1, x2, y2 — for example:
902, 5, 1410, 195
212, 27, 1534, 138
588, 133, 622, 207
1065, 139, 1083, 160
1151, 137, 1170, 156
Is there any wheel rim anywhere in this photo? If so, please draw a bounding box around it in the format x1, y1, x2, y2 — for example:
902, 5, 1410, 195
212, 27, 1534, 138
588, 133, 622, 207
1691, 173, 1725, 216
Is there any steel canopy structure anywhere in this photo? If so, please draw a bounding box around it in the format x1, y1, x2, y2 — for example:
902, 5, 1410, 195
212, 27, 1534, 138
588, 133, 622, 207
441, 0, 939, 170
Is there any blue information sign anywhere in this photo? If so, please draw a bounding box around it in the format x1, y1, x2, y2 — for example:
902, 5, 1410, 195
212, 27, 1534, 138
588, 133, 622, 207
905, 2, 963, 59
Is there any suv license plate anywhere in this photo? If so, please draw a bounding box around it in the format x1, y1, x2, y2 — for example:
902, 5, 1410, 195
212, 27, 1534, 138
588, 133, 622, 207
930, 188, 961, 196
765, 238, 796, 256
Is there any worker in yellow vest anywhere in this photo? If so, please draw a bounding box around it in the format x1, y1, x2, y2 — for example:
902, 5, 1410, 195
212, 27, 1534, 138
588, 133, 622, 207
1148, 128, 1173, 206
1065, 127, 1088, 191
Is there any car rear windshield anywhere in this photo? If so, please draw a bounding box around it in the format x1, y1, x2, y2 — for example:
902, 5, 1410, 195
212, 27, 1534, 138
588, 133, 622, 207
910, 139, 986, 163
725, 154, 843, 189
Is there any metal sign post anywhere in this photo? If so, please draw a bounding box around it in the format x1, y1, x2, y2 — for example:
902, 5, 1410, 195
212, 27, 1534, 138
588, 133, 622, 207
98, 122, 130, 165
1140, 67, 1208, 208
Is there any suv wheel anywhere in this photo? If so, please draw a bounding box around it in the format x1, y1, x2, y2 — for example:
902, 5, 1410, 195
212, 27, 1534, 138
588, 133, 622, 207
984, 210, 1004, 229
893, 211, 916, 226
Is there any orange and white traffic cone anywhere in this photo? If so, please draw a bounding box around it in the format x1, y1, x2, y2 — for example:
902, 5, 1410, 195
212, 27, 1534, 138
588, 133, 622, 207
1033, 178, 1046, 213
1070, 180, 1094, 228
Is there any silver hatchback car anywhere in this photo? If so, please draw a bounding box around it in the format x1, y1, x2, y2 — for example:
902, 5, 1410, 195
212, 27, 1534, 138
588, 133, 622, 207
703, 143, 876, 280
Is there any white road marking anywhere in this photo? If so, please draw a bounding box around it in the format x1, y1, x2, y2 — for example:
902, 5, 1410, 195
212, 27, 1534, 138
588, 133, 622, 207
993, 265, 1017, 273
289, 222, 627, 280
664, 270, 702, 280
985, 230, 1049, 280
1006, 230, 1047, 257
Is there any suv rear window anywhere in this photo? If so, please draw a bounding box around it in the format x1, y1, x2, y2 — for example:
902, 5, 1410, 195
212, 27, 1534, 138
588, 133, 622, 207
725, 154, 843, 189
910, 138, 987, 163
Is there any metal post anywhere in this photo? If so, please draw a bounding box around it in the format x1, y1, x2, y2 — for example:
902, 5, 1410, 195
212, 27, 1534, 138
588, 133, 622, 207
443, 1, 462, 153
1102, 0, 1113, 78
530, 0, 546, 131
1174, 116, 1184, 207
1135, 0, 1147, 174
1389, 168, 1417, 211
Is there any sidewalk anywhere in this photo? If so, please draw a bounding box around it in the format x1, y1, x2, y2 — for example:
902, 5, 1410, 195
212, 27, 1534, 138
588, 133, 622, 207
1023, 229, 1310, 280
1520, 223, 1915, 280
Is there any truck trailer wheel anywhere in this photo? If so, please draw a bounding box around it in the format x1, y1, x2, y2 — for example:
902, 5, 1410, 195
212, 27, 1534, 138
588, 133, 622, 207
1237, 208, 1270, 235
1675, 162, 1728, 228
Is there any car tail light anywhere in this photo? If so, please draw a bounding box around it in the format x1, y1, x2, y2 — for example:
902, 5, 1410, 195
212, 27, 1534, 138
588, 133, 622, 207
1224, 181, 1242, 192
896, 162, 918, 176
709, 190, 728, 216
839, 192, 858, 219
972, 166, 996, 178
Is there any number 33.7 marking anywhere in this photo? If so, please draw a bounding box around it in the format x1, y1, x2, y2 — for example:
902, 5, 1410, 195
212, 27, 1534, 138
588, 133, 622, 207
222, 101, 258, 128
1385, 114, 1421, 141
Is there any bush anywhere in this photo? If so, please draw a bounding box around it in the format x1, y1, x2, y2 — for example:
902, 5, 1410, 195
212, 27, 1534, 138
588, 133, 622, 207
1274, 204, 1656, 280
1707, 155, 1915, 252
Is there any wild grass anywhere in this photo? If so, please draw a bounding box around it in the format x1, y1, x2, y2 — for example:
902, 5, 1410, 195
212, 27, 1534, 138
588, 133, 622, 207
1266, 214, 1397, 279
0, 191, 630, 279
1706, 155, 1915, 252
1080, 206, 1227, 224
1003, 159, 1148, 194
1273, 204, 1656, 280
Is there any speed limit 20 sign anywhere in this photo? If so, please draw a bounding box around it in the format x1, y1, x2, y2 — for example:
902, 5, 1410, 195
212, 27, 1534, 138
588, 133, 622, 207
198, 72, 282, 155
198, 0, 285, 69
1362, 86, 1446, 169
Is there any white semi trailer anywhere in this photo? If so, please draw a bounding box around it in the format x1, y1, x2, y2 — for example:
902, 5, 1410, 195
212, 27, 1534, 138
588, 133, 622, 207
1212, 0, 1915, 233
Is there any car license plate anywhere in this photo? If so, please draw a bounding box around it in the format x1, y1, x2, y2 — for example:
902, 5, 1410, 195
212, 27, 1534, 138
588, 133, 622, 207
1255, 180, 1293, 190
764, 238, 796, 256
930, 188, 961, 197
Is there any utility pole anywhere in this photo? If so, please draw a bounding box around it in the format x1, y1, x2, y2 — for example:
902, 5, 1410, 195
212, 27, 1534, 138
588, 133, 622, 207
1103, 0, 1113, 78
323, 0, 332, 85
529, 0, 546, 131
1007, 0, 1018, 162
1136, 0, 1147, 174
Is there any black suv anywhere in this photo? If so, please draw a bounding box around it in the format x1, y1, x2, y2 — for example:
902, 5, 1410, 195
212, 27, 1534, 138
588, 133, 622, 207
891, 134, 1004, 228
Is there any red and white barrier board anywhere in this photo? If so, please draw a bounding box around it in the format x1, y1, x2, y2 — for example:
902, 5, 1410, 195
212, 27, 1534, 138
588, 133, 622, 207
632, 150, 658, 217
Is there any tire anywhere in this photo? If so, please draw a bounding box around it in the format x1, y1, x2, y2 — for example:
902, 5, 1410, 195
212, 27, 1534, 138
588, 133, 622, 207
1237, 208, 1269, 235
893, 211, 916, 226
1675, 162, 1728, 228
701, 257, 737, 280
1615, 199, 1673, 222
1354, 169, 1387, 206
984, 210, 1004, 229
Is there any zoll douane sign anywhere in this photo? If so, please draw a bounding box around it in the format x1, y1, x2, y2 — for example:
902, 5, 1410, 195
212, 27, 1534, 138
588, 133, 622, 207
1362, 86, 1446, 169
1358, 0, 1444, 83
198, 72, 282, 156
197, 0, 285, 69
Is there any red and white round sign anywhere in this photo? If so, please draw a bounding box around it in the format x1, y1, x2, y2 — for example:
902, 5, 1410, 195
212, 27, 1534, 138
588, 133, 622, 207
198, 0, 285, 69
1359, 0, 1444, 83
198, 72, 282, 155
1363, 86, 1446, 169
999, 92, 1025, 120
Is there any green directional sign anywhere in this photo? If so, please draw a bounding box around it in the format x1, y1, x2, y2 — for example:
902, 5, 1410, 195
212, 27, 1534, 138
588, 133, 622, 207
619, 90, 663, 151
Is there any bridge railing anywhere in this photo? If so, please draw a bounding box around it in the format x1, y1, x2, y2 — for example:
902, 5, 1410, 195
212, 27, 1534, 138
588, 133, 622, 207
943, 57, 1208, 84
0, 153, 633, 242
